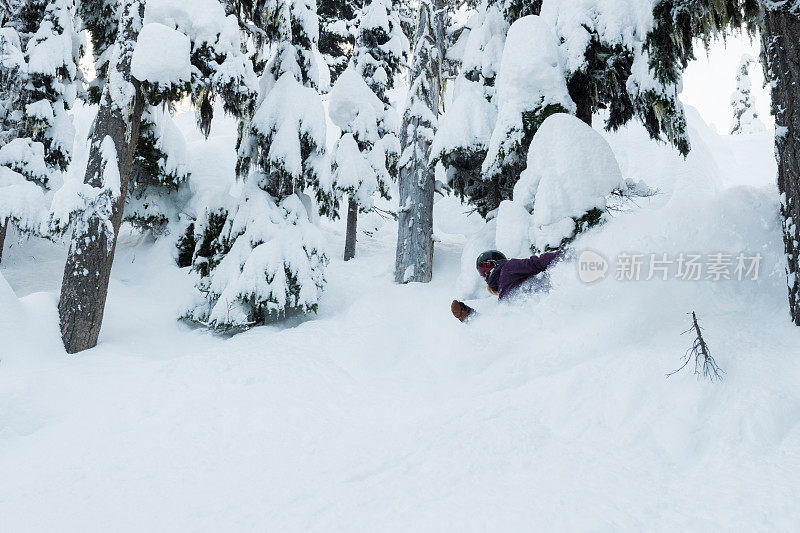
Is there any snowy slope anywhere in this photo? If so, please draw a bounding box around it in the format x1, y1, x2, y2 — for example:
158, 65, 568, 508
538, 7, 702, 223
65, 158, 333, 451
1, 107, 799, 531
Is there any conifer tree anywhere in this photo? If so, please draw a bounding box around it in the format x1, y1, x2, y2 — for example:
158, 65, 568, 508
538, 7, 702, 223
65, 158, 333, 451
0, 23, 29, 262
329, 67, 393, 261
430, 1, 507, 218
124, 106, 191, 232
318, 0, 361, 83
332, 0, 406, 261
77, 0, 117, 103
184, 0, 331, 330
730, 53, 765, 134
0, 1, 17, 26
0, 0, 82, 261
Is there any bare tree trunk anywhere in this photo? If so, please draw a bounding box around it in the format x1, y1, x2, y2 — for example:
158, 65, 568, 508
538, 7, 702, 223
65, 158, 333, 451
395, 0, 445, 284
344, 196, 357, 261
763, 8, 800, 325
0, 219, 7, 264
58, 0, 145, 353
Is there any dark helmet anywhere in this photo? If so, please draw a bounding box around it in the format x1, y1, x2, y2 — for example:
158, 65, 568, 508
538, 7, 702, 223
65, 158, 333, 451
476, 250, 507, 278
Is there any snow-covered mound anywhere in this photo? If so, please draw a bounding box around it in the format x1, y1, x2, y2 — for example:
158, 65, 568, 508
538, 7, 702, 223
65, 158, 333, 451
525, 113, 624, 226
0, 166, 46, 233
0, 271, 22, 337
488, 113, 625, 272
327, 66, 384, 133
131, 23, 191, 86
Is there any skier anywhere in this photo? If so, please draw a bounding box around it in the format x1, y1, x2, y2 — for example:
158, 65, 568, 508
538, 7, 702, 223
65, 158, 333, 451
451, 249, 564, 322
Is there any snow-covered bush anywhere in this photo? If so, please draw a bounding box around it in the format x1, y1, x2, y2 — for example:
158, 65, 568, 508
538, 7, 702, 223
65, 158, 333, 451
496, 113, 625, 254
184, 187, 326, 329
730, 54, 766, 135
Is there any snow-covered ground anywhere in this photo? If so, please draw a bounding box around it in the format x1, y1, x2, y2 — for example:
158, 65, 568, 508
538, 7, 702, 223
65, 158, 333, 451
2, 106, 800, 531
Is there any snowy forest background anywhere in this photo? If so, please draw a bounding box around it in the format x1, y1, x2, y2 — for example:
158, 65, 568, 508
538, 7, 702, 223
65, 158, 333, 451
2, 0, 800, 530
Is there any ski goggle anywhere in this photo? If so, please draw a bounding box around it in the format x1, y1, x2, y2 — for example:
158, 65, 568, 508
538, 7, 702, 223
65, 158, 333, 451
477, 261, 497, 279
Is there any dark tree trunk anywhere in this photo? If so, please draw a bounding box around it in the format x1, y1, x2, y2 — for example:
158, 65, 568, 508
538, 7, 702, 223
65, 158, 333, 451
0, 219, 7, 264
58, 0, 145, 353
763, 8, 800, 325
567, 74, 592, 127
395, 0, 445, 284
344, 196, 358, 261
487, 176, 502, 214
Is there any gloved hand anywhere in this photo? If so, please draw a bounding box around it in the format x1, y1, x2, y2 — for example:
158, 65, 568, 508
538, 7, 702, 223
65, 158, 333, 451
451, 300, 476, 322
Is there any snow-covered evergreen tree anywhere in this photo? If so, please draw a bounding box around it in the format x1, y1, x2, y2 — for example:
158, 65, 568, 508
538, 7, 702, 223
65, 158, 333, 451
542, 0, 690, 154
431, 2, 506, 218
479, 14, 573, 213
77, 0, 118, 103
329, 67, 392, 260
124, 105, 191, 232
331, 0, 406, 260
730, 53, 765, 135
78, 0, 192, 235
0, 0, 17, 26
351, 0, 406, 104
395, 0, 445, 283
318, 0, 360, 83
18, 0, 80, 171
0, 0, 81, 261
184, 0, 332, 330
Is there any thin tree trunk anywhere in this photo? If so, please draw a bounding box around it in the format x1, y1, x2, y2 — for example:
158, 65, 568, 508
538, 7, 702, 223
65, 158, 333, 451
395, 0, 445, 284
58, 0, 145, 353
763, 8, 800, 325
0, 218, 7, 264
568, 74, 592, 127
487, 176, 502, 214
344, 196, 358, 261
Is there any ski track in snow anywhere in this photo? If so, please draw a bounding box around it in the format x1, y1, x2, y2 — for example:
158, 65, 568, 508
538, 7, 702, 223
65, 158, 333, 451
2, 111, 800, 531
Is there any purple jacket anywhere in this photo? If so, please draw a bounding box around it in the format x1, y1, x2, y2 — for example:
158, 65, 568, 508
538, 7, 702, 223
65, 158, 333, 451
487, 251, 563, 300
